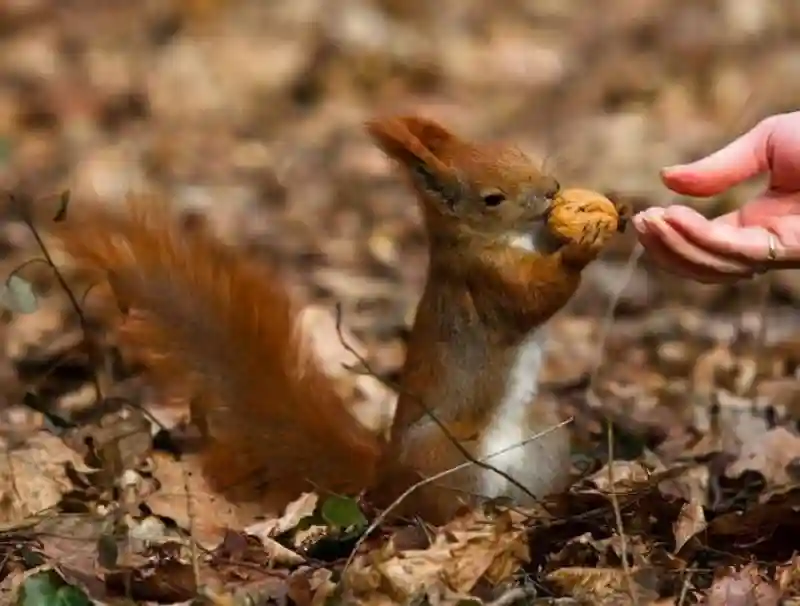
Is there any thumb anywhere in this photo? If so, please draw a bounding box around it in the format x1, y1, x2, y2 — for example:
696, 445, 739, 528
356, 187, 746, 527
661, 116, 776, 198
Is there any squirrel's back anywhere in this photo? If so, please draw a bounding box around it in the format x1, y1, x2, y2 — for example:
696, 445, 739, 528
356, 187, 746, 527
43, 195, 382, 510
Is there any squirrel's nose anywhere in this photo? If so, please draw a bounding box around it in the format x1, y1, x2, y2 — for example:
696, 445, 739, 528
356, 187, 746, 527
545, 178, 561, 200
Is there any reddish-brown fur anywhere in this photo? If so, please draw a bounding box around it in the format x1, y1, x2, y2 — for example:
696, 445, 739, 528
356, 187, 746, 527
365, 116, 623, 521
39, 115, 623, 524
43, 196, 382, 510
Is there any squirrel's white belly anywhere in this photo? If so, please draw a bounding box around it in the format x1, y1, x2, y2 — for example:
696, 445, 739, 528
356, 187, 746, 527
477, 327, 568, 503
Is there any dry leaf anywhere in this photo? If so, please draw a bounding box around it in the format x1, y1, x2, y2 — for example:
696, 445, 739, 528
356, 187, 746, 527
245, 491, 318, 538
254, 536, 305, 567
144, 451, 265, 549
589, 460, 655, 491
673, 500, 707, 555
287, 567, 337, 606
727, 427, 800, 487
343, 509, 528, 603
707, 564, 781, 606
0, 431, 83, 526
545, 566, 658, 603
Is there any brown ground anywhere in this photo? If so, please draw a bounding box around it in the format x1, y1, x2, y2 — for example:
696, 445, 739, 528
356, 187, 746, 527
0, 0, 798, 604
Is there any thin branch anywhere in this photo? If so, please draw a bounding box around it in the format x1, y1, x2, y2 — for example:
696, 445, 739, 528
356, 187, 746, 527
333, 302, 542, 505
9, 192, 105, 405
585, 243, 644, 606
677, 569, 694, 606
182, 464, 202, 595
605, 417, 639, 604
744, 274, 771, 399
7, 193, 171, 440
5, 257, 52, 281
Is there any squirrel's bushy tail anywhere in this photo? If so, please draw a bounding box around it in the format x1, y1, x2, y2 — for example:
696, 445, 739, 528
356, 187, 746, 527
42, 195, 382, 509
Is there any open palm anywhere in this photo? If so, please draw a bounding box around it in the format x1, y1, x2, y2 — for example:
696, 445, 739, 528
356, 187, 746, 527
634, 111, 800, 282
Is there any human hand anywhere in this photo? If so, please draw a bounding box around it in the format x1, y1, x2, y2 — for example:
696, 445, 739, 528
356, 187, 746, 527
633, 111, 800, 282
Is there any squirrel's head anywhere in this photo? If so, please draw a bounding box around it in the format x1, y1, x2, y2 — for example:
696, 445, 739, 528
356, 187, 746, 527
366, 115, 560, 250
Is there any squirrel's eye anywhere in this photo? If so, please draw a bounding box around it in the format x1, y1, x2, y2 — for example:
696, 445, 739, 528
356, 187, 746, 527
545, 179, 560, 199
482, 193, 506, 207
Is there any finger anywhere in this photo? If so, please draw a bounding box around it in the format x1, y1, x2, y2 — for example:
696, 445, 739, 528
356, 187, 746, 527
750, 213, 800, 264
643, 213, 754, 275
661, 116, 777, 197
632, 206, 668, 234
662, 205, 799, 264
637, 229, 745, 284
634, 205, 742, 232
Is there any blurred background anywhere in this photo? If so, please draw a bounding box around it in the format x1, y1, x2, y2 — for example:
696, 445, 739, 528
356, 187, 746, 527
1, 0, 800, 448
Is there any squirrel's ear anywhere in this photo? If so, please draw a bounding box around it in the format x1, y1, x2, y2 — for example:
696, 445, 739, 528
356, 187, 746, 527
365, 115, 460, 164
388, 116, 461, 157
366, 116, 463, 210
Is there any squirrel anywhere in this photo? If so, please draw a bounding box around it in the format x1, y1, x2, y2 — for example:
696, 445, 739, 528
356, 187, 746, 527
34, 114, 626, 525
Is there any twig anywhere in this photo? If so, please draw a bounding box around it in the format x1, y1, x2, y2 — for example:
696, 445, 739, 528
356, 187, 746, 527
743, 274, 771, 399
333, 303, 541, 504
605, 416, 639, 604
677, 569, 694, 606
585, 243, 643, 606
340, 419, 572, 579
9, 192, 105, 406
182, 464, 202, 595
7, 192, 175, 440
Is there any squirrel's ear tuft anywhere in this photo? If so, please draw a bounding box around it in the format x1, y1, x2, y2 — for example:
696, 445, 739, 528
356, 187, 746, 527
390, 116, 459, 156
365, 115, 460, 165
366, 115, 463, 211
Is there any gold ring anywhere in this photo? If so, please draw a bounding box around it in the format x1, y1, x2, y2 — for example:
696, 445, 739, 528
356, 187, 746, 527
767, 232, 778, 262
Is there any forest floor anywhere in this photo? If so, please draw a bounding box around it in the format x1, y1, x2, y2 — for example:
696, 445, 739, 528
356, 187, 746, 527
0, 0, 799, 604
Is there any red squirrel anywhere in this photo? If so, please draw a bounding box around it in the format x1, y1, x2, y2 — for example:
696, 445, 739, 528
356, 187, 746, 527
35, 115, 625, 525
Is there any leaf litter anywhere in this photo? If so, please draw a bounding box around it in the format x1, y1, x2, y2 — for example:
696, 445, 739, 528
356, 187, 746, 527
0, 0, 800, 604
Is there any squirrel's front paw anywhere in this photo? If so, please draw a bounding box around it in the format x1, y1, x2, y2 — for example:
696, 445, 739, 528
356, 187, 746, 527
547, 188, 622, 267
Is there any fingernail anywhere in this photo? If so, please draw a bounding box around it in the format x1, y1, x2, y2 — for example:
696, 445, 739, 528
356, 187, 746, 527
643, 207, 666, 221
663, 206, 699, 221
660, 165, 687, 182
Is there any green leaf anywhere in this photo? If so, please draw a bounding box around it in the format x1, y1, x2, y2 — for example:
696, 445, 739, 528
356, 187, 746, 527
320, 495, 367, 530
18, 572, 58, 606
17, 570, 91, 606
53, 585, 91, 606
0, 275, 38, 314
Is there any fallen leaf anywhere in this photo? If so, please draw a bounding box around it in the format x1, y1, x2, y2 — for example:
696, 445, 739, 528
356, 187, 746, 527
545, 566, 659, 603
144, 451, 265, 550
343, 508, 528, 603
244, 491, 318, 538
588, 460, 655, 491
673, 500, 706, 555
727, 427, 800, 488
0, 431, 83, 526
706, 564, 781, 606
